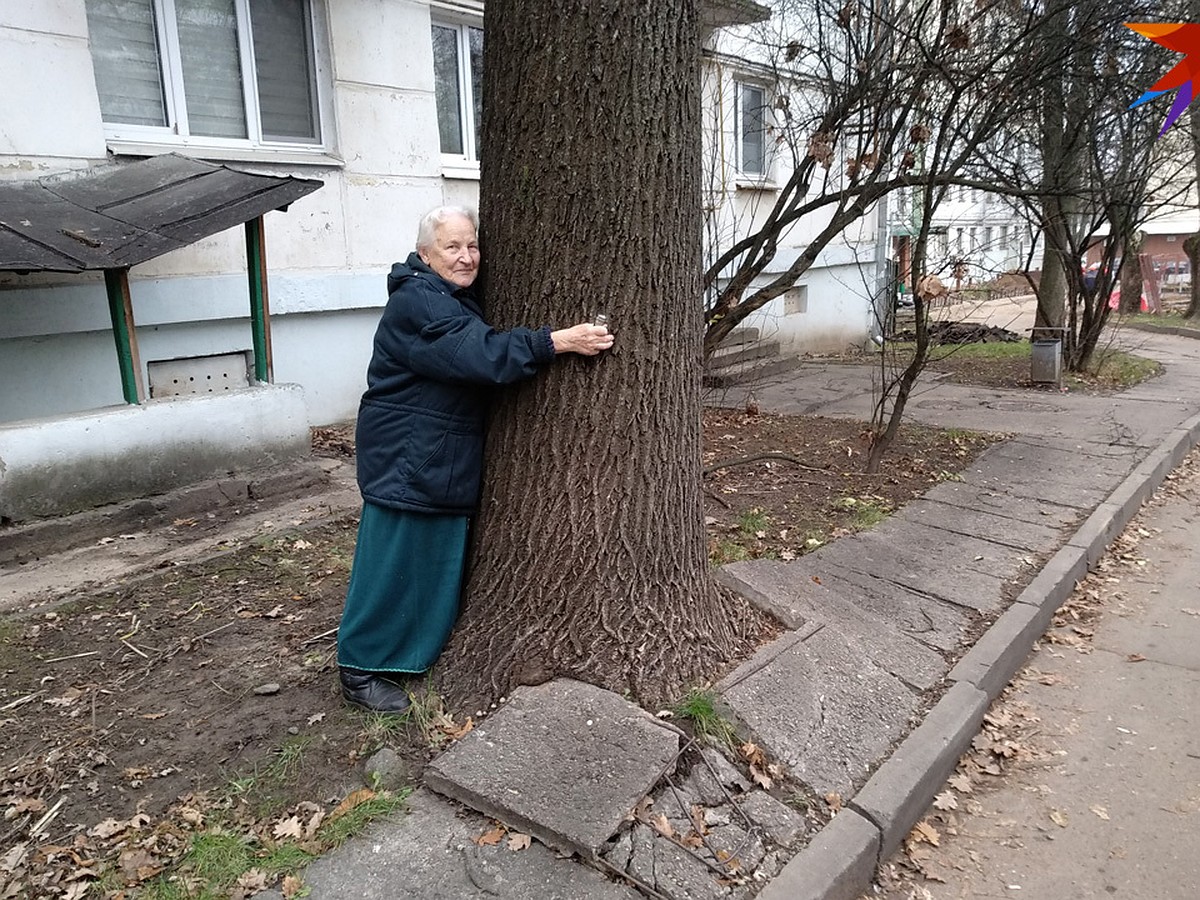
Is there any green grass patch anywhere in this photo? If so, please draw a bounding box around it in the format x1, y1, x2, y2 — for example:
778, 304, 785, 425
129, 789, 407, 898
673, 688, 738, 749
709, 539, 751, 566
736, 507, 770, 535
1073, 349, 1162, 389
832, 496, 891, 531
222, 735, 315, 819
316, 789, 408, 849
926, 340, 1030, 362
1128, 311, 1200, 332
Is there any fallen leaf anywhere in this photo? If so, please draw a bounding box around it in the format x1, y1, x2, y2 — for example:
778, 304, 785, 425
307, 712, 326, 726
1090, 805, 1110, 820
824, 792, 843, 812
1126, 654, 1146, 663
474, 826, 505, 846
932, 791, 958, 811
1049, 809, 1068, 827
443, 716, 474, 741
117, 848, 160, 881
749, 763, 773, 790
910, 820, 940, 846
281, 874, 304, 898
507, 832, 531, 851
948, 774, 974, 794
0, 843, 28, 874
8, 797, 47, 815
139, 712, 168, 720
237, 869, 268, 892
689, 804, 708, 837
88, 819, 127, 839
327, 789, 376, 824
650, 813, 675, 839
273, 816, 304, 840
740, 742, 767, 767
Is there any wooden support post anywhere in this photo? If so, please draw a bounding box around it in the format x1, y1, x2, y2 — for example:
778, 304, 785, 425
245, 216, 273, 383
103, 268, 145, 404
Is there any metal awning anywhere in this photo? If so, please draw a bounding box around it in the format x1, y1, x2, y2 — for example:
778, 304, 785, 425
0, 153, 322, 274
0, 153, 323, 406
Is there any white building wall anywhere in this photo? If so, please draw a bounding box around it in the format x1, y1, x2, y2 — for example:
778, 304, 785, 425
0, 0, 478, 428
700, 33, 879, 357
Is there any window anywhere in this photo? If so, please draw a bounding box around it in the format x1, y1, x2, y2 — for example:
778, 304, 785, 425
85, 0, 322, 149
983, 226, 993, 247
432, 20, 483, 164
737, 83, 768, 177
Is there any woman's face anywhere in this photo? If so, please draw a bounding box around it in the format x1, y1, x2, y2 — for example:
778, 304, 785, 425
420, 215, 481, 288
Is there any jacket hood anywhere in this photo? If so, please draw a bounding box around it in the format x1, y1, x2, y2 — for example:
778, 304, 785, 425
386, 252, 431, 296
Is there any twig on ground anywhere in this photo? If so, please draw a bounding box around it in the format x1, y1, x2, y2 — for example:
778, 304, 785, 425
121, 639, 149, 659
301, 626, 339, 647
703, 452, 829, 476
44, 651, 100, 664
1, 692, 42, 711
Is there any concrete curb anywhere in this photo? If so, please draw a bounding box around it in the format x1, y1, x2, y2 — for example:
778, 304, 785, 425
764, 409, 1200, 898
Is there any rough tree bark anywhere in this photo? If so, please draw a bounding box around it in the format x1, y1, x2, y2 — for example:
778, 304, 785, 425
436, 0, 753, 710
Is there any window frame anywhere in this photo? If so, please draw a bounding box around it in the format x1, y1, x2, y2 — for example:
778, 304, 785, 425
90, 0, 332, 161
735, 80, 771, 181
431, 12, 484, 178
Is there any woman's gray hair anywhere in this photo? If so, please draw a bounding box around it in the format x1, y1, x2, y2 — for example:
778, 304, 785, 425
415, 205, 479, 250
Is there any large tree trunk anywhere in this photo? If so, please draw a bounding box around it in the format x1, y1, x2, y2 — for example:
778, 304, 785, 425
437, 0, 751, 710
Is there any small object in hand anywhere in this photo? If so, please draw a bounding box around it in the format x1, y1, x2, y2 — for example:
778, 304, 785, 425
592, 312, 610, 332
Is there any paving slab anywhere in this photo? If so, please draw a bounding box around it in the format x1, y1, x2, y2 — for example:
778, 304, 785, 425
803, 522, 1021, 613
1007, 433, 1144, 462
920, 478, 1085, 531
902, 497, 1067, 553
256, 788, 639, 900
425, 679, 680, 859
627, 823, 730, 900
718, 560, 947, 691
958, 439, 1135, 506
718, 625, 922, 798
798, 565, 972, 653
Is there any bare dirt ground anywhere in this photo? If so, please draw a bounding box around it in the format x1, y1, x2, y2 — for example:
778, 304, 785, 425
0, 342, 1141, 898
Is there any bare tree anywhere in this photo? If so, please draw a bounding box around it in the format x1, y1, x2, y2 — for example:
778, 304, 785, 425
989, 0, 1192, 369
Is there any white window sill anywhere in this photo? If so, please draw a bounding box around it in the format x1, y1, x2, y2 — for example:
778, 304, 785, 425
106, 139, 345, 169
735, 178, 780, 192
441, 162, 481, 180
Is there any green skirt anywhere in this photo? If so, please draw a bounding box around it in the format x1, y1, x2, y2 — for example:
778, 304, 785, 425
337, 502, 468, 674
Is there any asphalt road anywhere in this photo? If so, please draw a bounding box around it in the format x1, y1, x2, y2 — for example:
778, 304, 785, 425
874, 448, 1200, 899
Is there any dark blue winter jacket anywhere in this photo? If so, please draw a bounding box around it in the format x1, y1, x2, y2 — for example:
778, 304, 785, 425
355, 253, 556, 514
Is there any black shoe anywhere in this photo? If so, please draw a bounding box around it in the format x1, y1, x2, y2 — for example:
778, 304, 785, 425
340, 667, 411, 714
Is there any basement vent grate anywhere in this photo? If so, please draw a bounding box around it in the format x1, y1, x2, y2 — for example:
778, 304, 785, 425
148, 352, 252, 398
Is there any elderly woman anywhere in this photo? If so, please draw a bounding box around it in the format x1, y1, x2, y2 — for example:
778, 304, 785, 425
337, 206, 613, 713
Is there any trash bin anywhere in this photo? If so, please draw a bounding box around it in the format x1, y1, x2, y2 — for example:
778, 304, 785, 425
1029, 327, 1064, 386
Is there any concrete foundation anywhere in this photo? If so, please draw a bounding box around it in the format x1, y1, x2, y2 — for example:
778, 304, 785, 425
0, 384, 310, 522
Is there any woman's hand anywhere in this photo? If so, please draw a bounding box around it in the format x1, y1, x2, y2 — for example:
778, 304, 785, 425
550, 323, 615, 356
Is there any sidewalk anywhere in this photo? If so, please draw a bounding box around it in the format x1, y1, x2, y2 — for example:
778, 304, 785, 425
239, 326, 1200, 900
872, 448, 1200, 898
